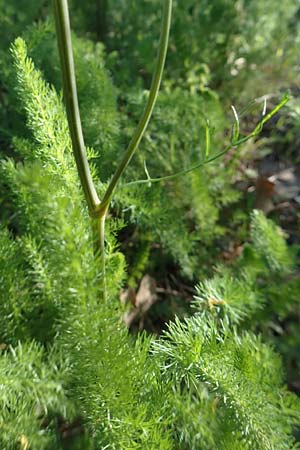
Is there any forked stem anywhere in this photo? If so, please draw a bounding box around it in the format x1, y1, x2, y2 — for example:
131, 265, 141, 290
97, 0, 172, 218
96, 0, 172, 294
53, 0, 172, 300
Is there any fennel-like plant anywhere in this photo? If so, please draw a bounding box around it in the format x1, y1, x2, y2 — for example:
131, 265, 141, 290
53, 0, 172, 298
53, 0, 289, 301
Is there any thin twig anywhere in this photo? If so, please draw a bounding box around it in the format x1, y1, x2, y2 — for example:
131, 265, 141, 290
125, 94, 289, 187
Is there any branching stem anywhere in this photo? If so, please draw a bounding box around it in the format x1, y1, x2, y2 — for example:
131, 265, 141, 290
125, 94, 289, 186
96, 0, 173, 218
53, 0, 172, 300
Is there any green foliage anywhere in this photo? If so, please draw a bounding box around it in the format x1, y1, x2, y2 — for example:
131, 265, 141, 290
114, 87, 240, 279
250, 209, 294, 273
0, 228, 29, 342
154, 314, 300, 450
0, 342, 72, 450
104, 0, 299, 98
0, 1, 48, 50
192, 211, 300, 397
59, 302, 173, 449
0, 36, 171, 449
194, 270, 262, 325
22, 22, 120, 177
193, 211, 299, 325
0, 2, 299, 449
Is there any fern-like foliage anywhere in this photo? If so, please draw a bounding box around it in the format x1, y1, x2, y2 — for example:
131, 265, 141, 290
154, 314, 300, 449
114, 87, 240, 280
6, 23, 246, 282
250, 209, 294, 273
0, 13, 299, 450
0, 37, 170, 449
18, 21, 120, 181
1, 37, 126, 341
193, 270, 263, 325
0, 342, 72, 450
191, 210, 300, 411
0, 228, 29, 342
11, 38, 70, 165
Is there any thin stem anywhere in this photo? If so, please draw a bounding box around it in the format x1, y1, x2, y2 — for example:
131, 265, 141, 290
54, 0, 172, 300
95, 0, 172, 297
99, 215, 107, 299
97, 0, 172, 218
53, 0, 100, 215
92, 215, 107, 300
125, 94, 290, 186
126, 146, 232, 186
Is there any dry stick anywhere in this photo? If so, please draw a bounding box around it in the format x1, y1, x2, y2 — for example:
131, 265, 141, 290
53, 0, 172, 300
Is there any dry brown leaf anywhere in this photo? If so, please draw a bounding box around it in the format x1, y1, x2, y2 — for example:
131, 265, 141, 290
123, 275, 157, 328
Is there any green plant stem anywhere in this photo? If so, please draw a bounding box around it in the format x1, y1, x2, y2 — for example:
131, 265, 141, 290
97, 0, 172, 218
53, 0, 100, 215
92, 215, 107, 300
54, 0, 105, 296
54, 0, 172, 300
99, 215, 107, 298
126, 94, 289, 186
126, 147, 233, 186
95, 0, 172, 292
